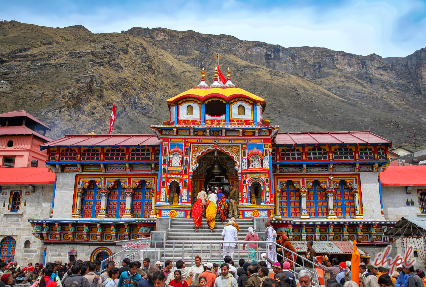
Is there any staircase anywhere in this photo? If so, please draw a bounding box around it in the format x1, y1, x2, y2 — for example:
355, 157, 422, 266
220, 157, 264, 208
160, 218, 256, 263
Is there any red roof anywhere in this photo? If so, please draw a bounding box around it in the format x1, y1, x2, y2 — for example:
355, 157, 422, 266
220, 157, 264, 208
275, 131, 390, 145
0, 168, 55, 185
380, 166, 426, 186
0, 110, 50, 130
41, 134, 160, 149
0, 125, 52, 142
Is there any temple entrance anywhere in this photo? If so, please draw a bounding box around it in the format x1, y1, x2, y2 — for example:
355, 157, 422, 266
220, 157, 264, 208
249, 182, 263, 205
191, 150, 238, 204
168, 181, 180, 205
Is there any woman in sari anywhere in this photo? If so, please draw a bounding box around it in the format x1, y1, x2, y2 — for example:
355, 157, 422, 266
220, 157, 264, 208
206, 190, 218, 232
192, 197, 204, 232
218, 193, 229, 224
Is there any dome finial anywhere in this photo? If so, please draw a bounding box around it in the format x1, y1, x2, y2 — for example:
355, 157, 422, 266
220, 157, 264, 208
225, 67, 236, 87
197, 67, 208, 87
214, 67, 218, 81
227, 67, 231, 80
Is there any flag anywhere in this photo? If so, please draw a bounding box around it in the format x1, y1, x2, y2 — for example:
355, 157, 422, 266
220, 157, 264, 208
218, 65, 227, 84
351, 240, 360, 285
108, 103, 116, 134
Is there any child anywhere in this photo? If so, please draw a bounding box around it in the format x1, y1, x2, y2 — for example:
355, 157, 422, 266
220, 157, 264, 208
168, 270, 188, 287
103, 268, 120, 287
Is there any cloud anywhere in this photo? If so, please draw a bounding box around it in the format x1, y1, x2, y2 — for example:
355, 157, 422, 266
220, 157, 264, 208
2, 0, 426, 57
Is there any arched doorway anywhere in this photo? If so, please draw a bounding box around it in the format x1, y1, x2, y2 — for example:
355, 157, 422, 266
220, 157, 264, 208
169, 181, 180, 205
249, 182, 263, 205
0, 236, 16, 262
91, 247, 112, 269
191, 150, 238, 204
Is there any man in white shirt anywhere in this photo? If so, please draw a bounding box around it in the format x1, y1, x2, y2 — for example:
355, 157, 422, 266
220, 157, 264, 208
222, 221, 238, 260
189, 256, 204, 287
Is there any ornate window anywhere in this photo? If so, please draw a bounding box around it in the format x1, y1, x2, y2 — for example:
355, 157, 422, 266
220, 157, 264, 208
359, 147, 374, 160
249, 155, 262, 169
104, 147, 125, 161
49, 149, 57, 161
306, 182, 327, 218
280, 148, 301, 161
238, 105, 245, 115
169, 152, 182, 167
130, 148, 151, 161
333, 147, 354, 160
0, 237, 16, 262
81, 148, 100, 161
155, 149, 160, 161
132, 181, 153, 218
60, 148, 77, 161
307, 147, 328, 160
108, 183, 126, 218
10, 191, 21, 212
82, 182, 101, 218
278, 181, 301, 218
377, 147, 386, 160
334, 181, 355, 218
271, 150, 276, 161
187, 105, 193, 115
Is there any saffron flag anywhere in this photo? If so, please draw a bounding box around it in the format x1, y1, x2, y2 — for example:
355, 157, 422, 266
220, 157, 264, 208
351, 240, 360, 285
218, 65, 227, 84
108, 103, 116, 134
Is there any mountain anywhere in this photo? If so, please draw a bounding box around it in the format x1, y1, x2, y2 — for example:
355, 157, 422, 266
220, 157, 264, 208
1, 21, 425, 148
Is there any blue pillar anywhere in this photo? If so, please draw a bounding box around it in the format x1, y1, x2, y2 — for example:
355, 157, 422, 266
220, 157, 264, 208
379, 177, 383, 210
201, 104, 205, 125
51, 176, 57, 208
253, 104, 258, 126
226, 103, 230, 125
174, 105, 178, 124
157, 147, 163, 193
269, 152, 274, 204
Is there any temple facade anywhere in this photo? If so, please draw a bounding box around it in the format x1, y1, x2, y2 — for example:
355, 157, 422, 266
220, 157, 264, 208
29, 68, 393, 262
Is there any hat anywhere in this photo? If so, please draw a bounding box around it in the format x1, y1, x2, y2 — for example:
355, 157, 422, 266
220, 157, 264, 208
261, 253, 266, 259
366, 264, 377, 270
155, 261, 162, 265
1, 274, 10, 285
339, 262, 347, 269
346, 261, 351, 268
273, 262, 281, 268
396, 264, 403, 268
54, 259, 63, 265
392, 271, 400, 278
282, 262, 290, 269
206, 262, 213, 269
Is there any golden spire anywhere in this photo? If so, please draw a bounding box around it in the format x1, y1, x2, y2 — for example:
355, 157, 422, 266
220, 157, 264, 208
214, 67, 218, 81
201, 67, 205, 81
227, 67, 231, 80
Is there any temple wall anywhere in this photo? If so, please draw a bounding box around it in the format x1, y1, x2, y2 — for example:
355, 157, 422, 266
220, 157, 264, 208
360, 172, 384, 220
0, 184, 53, 263
45, 244, 122, 263
53, 172, 76, 218
382, 186, 420, 221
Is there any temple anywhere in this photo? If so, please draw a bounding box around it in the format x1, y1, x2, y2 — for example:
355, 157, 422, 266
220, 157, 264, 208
27, 68, 393, 262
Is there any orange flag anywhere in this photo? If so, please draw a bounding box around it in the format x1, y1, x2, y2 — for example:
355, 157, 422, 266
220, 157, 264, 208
351, 240, 360, 284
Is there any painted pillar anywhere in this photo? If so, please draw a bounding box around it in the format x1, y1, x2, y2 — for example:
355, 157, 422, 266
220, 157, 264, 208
174, 105, 178, 124
98, 189, 109, 218
327, 190, 337, 219
226, 103, 230, 125
300, 188, 309, 219
201, 104, 205, 125
253, 103, 258, 126
123, 188, 134, 218
75, 189, 83, 217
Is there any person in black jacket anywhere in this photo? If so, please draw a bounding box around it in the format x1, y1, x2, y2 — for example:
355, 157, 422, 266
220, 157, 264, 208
63, 263, 100, 287
237, 263, 250, 287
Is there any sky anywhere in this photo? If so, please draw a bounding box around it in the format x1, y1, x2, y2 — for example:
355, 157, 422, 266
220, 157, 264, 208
2, 0, 426, 57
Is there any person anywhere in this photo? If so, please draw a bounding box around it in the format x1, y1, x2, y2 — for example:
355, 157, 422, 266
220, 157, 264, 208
217, 189, 224, 203
316, 258, 341, 281
23, 263, 35, 274
227, 218, 240, 234
391, 272, 400, 285
403, 266, 422, 287
102, 262, 116, 283
414, 270, 425, 287
1, 274, 14, 287
245, 265, 261, 287
117, 262, 142, 287
298, 270, 312, 287
165, 260, 189, 285
222, 221, 238, 260
262, 279, 277, 287
258, 267, 269, 287
142, 260, 150, 272
198, 189, 208, 206
119, 259, 131, 275
364, 265, 380, 287
151, 271, 165, 287
378, 276, 393, 287
277, 235, 296, 270
213, 264, 220, 278
137, 267, 160, 287
63, 263, 100, 287
305, 241, 316, 268
135, 262, 146, 278
229, 185, 239, 218
281, 263, 295, 287
52, 260, 64, 287
250, 193, 256, 205
206, 191, 218, 232
214, 264, 237, 287
199, 263, 217, 287
336, 262, 347, 285
376, 268, 385, 280
199, 277, 208, 287
103, 268, 120, 287
237, 260, 246, 275
223, 257, 238, 280
272, 263, 281, 274
344, 281, 359, 287
155, 262, 162, 271
162, 261, 173, 281
218, 194, 230, 224
238, 263, 249, 287
265, 220, 277, 268
193, 195, 204, 232
168, 270, 188, 287
189, 256, 204, 287
85, 262, 102, 287
0, 263, 7, 277
395, 268, 409, 287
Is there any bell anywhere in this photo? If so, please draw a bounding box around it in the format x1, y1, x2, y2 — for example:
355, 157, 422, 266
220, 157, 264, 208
211, 163, 222, 175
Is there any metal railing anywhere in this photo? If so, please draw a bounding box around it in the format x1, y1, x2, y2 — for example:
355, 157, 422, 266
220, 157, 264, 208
101, 239, 325, 286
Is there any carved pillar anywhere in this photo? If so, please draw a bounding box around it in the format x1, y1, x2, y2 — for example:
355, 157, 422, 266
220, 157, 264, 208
123, 188, 134, 218
300, 187, 309, 219
327, 176, 337, 219
75, 188, 83, 217
353, 185, 363, 219
98, 189, 109, 218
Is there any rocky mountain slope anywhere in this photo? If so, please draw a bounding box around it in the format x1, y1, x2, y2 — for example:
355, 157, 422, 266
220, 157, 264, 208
1, 21, 425, 147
